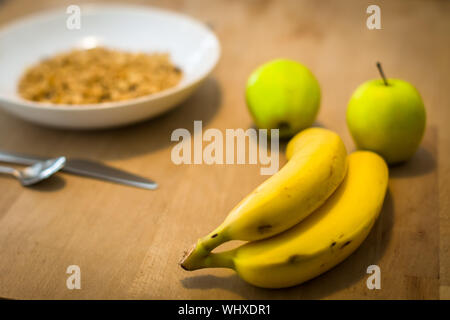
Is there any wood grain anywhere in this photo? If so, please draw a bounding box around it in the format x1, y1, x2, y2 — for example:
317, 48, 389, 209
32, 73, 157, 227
0, 0, 448, 299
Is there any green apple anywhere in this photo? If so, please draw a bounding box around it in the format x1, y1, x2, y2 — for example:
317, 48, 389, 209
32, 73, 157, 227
245, 59, 320, 138
347, 65, 426, 164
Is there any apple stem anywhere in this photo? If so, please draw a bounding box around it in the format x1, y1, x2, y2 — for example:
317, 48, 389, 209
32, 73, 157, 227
376, 62, 389, 86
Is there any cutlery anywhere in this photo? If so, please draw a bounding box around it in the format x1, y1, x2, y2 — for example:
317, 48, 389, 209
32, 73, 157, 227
0, 151, 157, 190
0, 157, 66, 186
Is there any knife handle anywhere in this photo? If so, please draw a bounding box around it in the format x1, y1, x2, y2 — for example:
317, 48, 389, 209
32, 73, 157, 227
0, 150, 46, 166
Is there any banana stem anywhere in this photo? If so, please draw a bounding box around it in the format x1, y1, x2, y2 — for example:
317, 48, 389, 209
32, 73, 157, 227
198, 229, 228, 252
205, 251, 235, 269
181, 250, 235, 271
180, 228, 229, 270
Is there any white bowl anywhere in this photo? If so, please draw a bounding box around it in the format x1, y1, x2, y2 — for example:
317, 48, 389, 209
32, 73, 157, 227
0, 4, 220, 129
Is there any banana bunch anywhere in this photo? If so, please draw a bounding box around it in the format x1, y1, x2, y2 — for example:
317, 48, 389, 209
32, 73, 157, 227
180, 128, 388, 288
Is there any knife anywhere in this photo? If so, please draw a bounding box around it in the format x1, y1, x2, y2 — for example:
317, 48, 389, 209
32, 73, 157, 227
0, 150, 157, 190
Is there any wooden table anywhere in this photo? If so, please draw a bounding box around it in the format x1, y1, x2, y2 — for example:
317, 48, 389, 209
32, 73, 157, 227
0, 0, 449, 299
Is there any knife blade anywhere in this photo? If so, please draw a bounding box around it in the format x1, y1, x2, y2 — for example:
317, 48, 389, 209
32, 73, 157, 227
0, 150, 157, 190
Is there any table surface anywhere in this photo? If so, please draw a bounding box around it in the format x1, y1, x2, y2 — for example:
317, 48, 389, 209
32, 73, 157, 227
0, 0, 449, 299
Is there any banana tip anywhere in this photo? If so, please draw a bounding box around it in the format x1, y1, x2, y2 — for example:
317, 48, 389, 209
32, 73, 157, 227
179, 244, 197, 271
179, 262, 189, 271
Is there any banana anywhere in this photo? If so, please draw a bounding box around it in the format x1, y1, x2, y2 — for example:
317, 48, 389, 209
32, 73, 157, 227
181, 128, 347, 269
181, 151, 389, 288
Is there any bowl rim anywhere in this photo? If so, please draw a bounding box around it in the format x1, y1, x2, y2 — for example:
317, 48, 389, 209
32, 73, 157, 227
0, 3, 221, 111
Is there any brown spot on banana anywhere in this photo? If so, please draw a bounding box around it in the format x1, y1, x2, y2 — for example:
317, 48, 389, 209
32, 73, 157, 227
257, 224, 272, 234
341, 241, 352, 249
287, 254, 303, 264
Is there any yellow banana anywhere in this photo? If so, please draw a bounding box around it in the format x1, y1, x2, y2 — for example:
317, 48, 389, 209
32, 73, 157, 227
182, 151, 388, 288
181, 128, 347, 269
